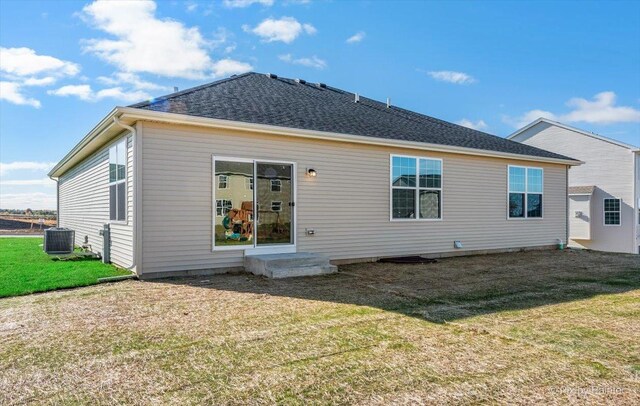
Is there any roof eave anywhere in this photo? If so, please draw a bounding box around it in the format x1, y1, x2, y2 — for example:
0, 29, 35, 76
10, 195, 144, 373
118, 107, 583, 166
48, 107, 122, 178
50, 108, 584, 179
508, 118, 639, 151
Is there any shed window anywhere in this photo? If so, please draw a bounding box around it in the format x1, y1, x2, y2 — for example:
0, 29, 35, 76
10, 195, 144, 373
108, 139, 126, 222
216, 200, 233, 216
604, 198, 621, 225
391, 155, 442, 220
508, 166, 543, 219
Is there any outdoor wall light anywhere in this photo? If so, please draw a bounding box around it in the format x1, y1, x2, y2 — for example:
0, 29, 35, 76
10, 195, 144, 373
307, 168, 317, 177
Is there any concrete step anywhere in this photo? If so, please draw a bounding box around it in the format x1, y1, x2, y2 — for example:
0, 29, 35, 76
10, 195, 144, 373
244, 252, 338, 278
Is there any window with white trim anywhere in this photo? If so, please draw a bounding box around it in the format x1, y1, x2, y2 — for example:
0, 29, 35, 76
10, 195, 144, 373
271, 179, 281, 192
245, 177, 253, 190
391, 155, 442, 219
218, 175, 228, 189
108, 139, 127, 221
604, 198, 621, 225
216, 199, 233, 216
271, 201, 282, 212
508, 166, 543, 219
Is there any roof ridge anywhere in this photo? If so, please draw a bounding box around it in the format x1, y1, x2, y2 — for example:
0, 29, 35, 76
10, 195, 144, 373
128, 72, 257, 108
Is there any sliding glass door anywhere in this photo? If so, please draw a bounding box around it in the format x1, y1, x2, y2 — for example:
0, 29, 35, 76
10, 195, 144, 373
213, 157, 294, 250
256, 162, 294, 246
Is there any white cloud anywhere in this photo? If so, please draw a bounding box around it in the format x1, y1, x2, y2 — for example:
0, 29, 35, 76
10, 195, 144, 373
211, 59, 253, 77
426, 70, 476, 85
0, 82, 41, 108
185, 1, 198, 12
224, 0, 274, 7
22, 77, 57, 87
457, 119, 488, 131
0, 47, 80, 77
244, 17, 317, 43
346, 31, 365, 44
47, 84, 93, 101
97, 72, 168, 91
0, 161, 56, 176
81, 0, 250, 79
0, 178, 55, 187
279, 54, 326, 69
0, 192, 56, 210
507, 91, 640, 128
47, 84, 151, 103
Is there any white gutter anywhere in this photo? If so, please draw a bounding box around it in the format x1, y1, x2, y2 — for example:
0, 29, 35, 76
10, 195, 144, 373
117, 107, 583, 166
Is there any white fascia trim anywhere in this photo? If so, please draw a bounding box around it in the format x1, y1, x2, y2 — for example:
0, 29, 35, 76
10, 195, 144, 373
508, 117, 640, 151
117, 107, 583, 166
48, 108, 119, 178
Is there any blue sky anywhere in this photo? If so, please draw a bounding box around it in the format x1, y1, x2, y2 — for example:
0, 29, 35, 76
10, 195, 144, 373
1, 0, 639, 209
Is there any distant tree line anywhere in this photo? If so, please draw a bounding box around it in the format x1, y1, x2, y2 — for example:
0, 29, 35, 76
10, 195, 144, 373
0, 209, 57, 216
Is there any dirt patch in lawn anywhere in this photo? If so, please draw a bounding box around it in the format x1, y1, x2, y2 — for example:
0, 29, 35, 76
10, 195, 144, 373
0, 249, 638, 404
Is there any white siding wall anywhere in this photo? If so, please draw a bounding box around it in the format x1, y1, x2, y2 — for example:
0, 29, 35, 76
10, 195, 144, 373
58, 133, 134, 267
513, 122, 636, 253
140, 122, 567, 275
569, 195, 591, 240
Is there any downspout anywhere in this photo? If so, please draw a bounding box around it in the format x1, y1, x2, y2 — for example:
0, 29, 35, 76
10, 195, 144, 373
566, 166, 570, 249
112, 116, 139, 273
49, 175, 59, 227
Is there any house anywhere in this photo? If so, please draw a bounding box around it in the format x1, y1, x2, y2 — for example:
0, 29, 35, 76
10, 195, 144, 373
509, 118, 639, 254
48, 73, 581, 278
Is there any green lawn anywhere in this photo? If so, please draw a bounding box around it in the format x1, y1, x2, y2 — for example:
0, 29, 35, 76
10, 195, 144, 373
0, 237, 131, 298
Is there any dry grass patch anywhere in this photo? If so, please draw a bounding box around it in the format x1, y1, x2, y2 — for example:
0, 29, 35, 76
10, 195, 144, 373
1, 249, 639, 404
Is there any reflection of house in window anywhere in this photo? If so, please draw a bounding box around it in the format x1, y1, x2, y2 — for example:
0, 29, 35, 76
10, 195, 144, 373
216, 199, 232, 216
271, 201, 282, 212
245, 177, 253, 190
218, 175, 228, 189
271, 179, 281, 192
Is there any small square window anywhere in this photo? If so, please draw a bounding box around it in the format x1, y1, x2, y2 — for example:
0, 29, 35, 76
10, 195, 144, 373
271, 201, 282, 212
271, 179, 281, 192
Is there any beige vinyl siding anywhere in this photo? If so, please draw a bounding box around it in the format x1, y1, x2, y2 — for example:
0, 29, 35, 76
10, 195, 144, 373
58, 133, 134, 267
140, 121, 567, 274
513, 122, 636, 253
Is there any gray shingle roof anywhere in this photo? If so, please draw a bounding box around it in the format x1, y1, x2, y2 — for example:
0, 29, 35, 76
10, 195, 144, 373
130, 72, 574, 161
568, 186, 595, 195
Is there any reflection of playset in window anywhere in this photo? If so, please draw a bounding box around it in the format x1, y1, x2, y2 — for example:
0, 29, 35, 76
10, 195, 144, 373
222, 201, 253, 241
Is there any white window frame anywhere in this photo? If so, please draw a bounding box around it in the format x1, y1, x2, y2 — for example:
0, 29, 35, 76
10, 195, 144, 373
603, 198, 621, 226
212, 156, 297, 253
389, 154, 443, 222
271, 179, 282, 192
108, 138, 127, 224
507, 165, 544, 220
245, 177, 253, 190
218, 174, 229, 189
215, 199, 233, 217
271, 201, 282, 212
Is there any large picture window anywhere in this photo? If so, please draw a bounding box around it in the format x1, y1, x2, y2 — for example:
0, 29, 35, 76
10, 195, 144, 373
603, 198, 621, 225
391, 155, 442, 220
109, 139, 126, 221
508, 166, 543, 219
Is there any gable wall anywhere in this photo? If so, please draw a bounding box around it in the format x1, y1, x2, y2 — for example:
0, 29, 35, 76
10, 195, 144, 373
513, 122, 636, 253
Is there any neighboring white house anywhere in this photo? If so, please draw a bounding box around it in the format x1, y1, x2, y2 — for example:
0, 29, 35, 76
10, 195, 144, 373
49, 73, 582, 278
509, 118, 639, 254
